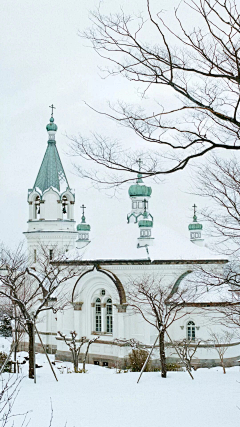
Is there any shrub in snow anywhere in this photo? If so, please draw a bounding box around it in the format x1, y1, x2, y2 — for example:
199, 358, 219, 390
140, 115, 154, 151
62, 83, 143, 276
128, 349, 151, 372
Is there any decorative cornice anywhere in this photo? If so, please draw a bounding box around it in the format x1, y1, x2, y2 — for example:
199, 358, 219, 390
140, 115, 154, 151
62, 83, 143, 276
73, 302, 83, 311
114, 304, 128, 313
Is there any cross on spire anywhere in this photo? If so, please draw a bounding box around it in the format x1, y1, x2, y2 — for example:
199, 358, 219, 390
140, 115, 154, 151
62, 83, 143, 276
49, 104, 56, 117
136, 158, 143, 171
193, 204, 197, 216
81, 204, 86, 217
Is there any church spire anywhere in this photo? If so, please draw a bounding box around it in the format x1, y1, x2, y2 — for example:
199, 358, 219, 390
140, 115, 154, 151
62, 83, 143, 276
188, 204, 204, 246
127, 158, 153, 224
25, 107, 78, 259
33, 107, 69, 193
76, 204, 91, 249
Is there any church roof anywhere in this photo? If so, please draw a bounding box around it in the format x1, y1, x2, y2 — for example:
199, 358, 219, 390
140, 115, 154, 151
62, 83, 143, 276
33, 115, 69, 193
64, 220, 227, 264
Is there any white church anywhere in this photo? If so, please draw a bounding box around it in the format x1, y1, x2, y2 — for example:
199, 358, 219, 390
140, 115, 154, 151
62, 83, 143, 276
23, 109, 240, 368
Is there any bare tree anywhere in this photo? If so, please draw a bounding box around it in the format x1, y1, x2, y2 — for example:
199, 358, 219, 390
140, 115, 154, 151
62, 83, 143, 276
58, 331, 87, 373
208, 330, 234, 373
0, 375, 28, 427
0, 243, 82, 380
58, 332, 100, 372
195, 156, 240, 255
170, 339, 202, 372
127, 275, 196, 378
70, 0, 240, 187
189, 155, 240, 329
82, 336, 99, 372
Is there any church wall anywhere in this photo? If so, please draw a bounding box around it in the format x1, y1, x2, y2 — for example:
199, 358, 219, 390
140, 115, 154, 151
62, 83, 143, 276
43, 190, 60, 220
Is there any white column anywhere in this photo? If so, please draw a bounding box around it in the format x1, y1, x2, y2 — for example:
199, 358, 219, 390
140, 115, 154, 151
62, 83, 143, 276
101, 304, 106, 333
40, 201, 45, 220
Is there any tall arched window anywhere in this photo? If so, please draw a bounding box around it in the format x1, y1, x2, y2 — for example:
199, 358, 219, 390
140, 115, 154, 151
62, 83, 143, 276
95, 298, 101, 332
187, 321, 195, 341
106, 298, 113, 333
34, 196, 41, 219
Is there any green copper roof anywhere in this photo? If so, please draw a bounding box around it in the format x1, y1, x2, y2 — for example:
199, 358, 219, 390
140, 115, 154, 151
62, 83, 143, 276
188, 223, 203, 231
77, 207, 91, 231
77, 223, 91, 231
136, 173, 143, 184
33, 117, 69, 193
128, 184, 152, 197
138, 219, 153, 228
46, 117, 58, 132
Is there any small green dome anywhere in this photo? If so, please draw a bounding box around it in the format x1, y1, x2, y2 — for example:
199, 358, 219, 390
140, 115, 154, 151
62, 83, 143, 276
138, 219, 153, 228
129, 184, 152, 197
188, 223, 202, 231
46, 117, 58, 132
77, 223, 91, 231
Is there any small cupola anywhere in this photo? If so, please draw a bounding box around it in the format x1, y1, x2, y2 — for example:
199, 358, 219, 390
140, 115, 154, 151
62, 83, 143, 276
127, 158, 153, 224
188, 204, 204, 246
76, 204, 91, 249
137, 202, 154, 247
46, 104, 58, 141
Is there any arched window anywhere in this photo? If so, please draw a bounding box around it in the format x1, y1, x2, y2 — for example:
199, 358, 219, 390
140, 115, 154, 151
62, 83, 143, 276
95, 298, 101, 332
187, 321, 195, 341
106, 298, 113, 333
62, 195, 68, 219
34, 196, 40, 219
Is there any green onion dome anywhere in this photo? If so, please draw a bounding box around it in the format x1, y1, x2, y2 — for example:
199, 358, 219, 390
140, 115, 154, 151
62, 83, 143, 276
77, 223, 91, 231
128, 184, 152, 197
138, 219, 153, 228
46, 116, 58, 132
188, 222, 202, 231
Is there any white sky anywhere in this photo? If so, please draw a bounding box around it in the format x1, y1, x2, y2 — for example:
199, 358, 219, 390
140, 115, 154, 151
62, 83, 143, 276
0, 0, 218, 249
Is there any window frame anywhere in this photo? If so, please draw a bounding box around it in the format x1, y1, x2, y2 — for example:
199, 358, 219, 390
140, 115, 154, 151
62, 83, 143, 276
187, 321, 196, 341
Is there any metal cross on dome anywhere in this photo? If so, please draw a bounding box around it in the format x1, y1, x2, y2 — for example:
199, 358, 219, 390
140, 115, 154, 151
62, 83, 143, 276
193, 204, 197, 216
49, 104, 56, 117
81, 204, 86, 216
136, 158, 143, 171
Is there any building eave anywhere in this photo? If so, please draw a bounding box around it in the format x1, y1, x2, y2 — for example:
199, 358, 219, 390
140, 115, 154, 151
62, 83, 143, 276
52, 258, 228, 266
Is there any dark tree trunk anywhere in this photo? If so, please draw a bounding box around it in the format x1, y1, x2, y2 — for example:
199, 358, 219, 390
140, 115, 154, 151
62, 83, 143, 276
72, 351, 79, 373
83, 341, 91, 372
159, 330, 167, 378
27, 322, 35, 379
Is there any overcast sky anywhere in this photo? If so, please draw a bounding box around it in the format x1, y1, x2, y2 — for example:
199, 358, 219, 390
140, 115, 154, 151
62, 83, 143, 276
0, 0, 214, 250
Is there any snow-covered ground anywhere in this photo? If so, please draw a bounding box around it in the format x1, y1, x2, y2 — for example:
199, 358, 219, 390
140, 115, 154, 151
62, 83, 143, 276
1, 351, 240, 427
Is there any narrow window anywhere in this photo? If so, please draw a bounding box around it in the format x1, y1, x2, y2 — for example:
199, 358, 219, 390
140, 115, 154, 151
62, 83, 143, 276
95, 298, 101, 332
62, 195, 68, 218
49, 249, 53, 260
33, 249, 37, 263
132, 202, 137, 209
187, 321, 195, 341
106, 298, 113, 333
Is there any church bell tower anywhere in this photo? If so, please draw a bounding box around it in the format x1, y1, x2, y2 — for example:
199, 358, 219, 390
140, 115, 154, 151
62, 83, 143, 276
24, 106, 78, 261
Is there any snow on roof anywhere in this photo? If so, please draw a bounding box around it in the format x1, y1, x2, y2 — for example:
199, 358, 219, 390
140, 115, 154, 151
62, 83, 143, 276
178, 270, 233, 303
65, 221, 227, 263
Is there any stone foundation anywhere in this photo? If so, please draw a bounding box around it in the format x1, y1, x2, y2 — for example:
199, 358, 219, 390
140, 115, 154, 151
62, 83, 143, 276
19, 341, 240, 369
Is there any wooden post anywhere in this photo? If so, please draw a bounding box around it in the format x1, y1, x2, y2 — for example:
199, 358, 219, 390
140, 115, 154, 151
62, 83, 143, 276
137, 333, 160, 384
35, 326, 58, 382
33, 322, 36, 384
166, 331, 194, 380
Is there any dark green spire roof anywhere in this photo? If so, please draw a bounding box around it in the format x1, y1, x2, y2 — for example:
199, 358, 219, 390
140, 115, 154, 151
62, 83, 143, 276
33, 115, 69, 193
